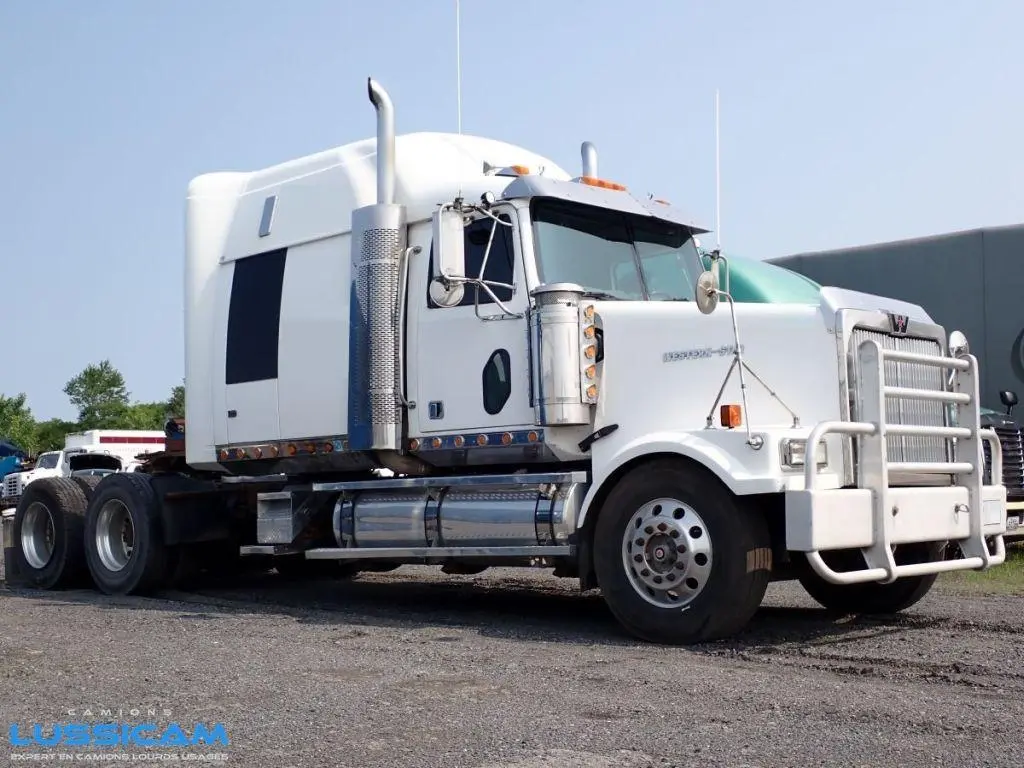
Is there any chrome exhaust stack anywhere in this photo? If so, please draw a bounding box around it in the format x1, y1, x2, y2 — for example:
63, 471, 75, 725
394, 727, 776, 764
581, 141, 598, 178
367, 78, 396, 205
347, 78, 408, 459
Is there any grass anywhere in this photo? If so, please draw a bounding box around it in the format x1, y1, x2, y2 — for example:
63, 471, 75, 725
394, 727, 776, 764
939, 540, 1024, 596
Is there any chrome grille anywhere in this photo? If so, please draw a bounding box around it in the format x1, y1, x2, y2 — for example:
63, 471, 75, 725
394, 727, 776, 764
850, 328, 947, 464
3, 474, 20, 498
983, 424, 1024, 495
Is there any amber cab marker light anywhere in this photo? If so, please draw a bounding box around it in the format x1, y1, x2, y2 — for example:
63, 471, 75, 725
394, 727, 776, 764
721, 404, 743, 429
579, 175, 627, 192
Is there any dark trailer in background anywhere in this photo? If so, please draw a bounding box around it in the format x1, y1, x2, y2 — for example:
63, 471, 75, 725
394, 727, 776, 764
768, 223, 1024, 412
768, 223, 1024, 531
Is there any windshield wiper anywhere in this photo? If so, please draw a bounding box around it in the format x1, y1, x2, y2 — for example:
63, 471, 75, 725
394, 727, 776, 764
581, 290, 625, 301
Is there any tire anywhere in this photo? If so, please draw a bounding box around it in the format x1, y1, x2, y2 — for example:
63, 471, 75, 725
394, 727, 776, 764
592, 458, 772, 645
11, 478, 89, 590
796, 542, 943, 614
83, 473, 170, 595
71, 475, 103, 500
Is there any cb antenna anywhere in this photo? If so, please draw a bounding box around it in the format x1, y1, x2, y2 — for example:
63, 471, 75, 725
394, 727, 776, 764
714, 88, 721, 250
456, 0, 463, 138
455, 0, 464, 200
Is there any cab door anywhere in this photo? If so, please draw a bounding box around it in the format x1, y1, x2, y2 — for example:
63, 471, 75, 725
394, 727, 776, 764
410, 207, 533, 435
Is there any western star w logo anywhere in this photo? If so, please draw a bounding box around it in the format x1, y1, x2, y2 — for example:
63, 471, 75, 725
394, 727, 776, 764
887, 312, 909, 335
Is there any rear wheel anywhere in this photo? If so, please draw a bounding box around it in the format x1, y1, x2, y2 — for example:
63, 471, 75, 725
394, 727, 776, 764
84, 473, 169, 595
796, 543, 943, 614
592, 458, 772, 645
11, 478, 89, 589
71, 475, 103, 500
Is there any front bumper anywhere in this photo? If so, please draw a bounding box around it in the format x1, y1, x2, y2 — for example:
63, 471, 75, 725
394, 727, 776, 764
783, 340, 1007, 585
787, 483, 1006, 552
1005, 498, 1024, 538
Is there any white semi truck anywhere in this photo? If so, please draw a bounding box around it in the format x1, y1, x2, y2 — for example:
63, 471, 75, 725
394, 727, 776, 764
5, 78, 1008, 644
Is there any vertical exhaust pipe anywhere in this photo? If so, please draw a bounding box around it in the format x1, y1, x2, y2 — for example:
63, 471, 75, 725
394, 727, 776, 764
581, 141, 598, 178
367, 78, 395, 205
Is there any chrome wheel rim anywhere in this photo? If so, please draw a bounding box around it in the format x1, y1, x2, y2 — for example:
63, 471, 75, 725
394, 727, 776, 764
95, 500, 135, 572
21, 502, 55, 570
621, 497, 713, 608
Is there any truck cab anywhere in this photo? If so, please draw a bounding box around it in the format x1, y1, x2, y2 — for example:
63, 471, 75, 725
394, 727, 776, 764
2, 450, 63, 505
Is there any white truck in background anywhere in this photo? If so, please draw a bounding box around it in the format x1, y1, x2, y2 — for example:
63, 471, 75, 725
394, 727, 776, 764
4, 77, 1009, 645
1, 430, 165, 508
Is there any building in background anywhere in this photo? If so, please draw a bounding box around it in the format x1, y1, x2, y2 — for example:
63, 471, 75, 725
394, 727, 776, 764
768, 223, 1024, 412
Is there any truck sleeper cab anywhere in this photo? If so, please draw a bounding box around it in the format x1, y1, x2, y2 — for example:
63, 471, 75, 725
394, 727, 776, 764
6, 77, 1007, 646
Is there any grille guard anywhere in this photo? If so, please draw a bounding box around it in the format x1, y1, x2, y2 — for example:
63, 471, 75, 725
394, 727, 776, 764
796, 339, 1007, 585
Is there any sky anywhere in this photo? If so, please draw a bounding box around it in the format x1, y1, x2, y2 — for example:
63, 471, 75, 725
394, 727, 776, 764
2, 0, 1023, 420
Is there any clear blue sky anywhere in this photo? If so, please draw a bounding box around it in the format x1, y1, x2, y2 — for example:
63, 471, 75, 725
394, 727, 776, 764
2, 1, 1022, 420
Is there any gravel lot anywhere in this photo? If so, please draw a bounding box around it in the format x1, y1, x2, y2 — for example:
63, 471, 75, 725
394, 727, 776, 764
1, 556, 1022, 768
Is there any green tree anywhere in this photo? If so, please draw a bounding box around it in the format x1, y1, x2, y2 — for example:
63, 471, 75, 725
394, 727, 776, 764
0, 393, 37, 454
63, 360, 130, 429
167, 382, 185, 418
33, 418, 79, 453
124, 402, 166, 430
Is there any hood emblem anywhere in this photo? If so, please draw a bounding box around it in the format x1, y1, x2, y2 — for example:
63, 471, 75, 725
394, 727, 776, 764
887, 312, 909, 335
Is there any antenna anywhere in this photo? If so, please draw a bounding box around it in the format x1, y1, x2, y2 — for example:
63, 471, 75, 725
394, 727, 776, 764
455, 0, 464, 199
714, 88, 721, 250
456, 0, 463, 137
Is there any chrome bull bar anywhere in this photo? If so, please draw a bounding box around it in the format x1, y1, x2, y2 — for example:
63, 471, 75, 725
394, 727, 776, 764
795, 339, 1007, 586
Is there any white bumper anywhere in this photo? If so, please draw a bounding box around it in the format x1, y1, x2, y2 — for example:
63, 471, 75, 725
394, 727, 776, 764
786, 483, 1007, 551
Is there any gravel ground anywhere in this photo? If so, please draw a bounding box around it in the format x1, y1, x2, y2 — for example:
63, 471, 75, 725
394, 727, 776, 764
0, 558, 1022, 768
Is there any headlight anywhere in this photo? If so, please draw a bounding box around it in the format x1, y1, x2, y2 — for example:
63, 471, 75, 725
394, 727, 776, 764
780, 438, 828, 469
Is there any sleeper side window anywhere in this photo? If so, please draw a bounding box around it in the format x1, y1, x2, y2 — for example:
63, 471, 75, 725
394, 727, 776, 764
225, 248, 287, 384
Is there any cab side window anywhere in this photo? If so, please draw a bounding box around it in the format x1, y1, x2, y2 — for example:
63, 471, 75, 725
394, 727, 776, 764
427, 213, 515, 308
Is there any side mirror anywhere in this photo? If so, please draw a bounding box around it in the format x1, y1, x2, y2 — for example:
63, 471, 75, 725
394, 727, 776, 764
1000, 389, 1019, 415
432, 206, 466, 279
948, 329, 969, 358
429, 206, 468, 307
694, 269, 719, 315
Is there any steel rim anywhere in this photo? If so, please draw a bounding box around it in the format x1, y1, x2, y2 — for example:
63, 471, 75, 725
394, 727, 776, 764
21, 502, 56, 570
95, 499, 135, 572
621, 497, 713, 609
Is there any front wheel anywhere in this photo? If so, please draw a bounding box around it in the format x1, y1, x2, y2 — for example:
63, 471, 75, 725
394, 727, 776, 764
796, 543, 943, 614
592, 458, 772, 645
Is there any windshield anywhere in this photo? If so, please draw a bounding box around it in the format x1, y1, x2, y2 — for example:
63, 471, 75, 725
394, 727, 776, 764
531, 198, 699, 301
35, 453, 59, 470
